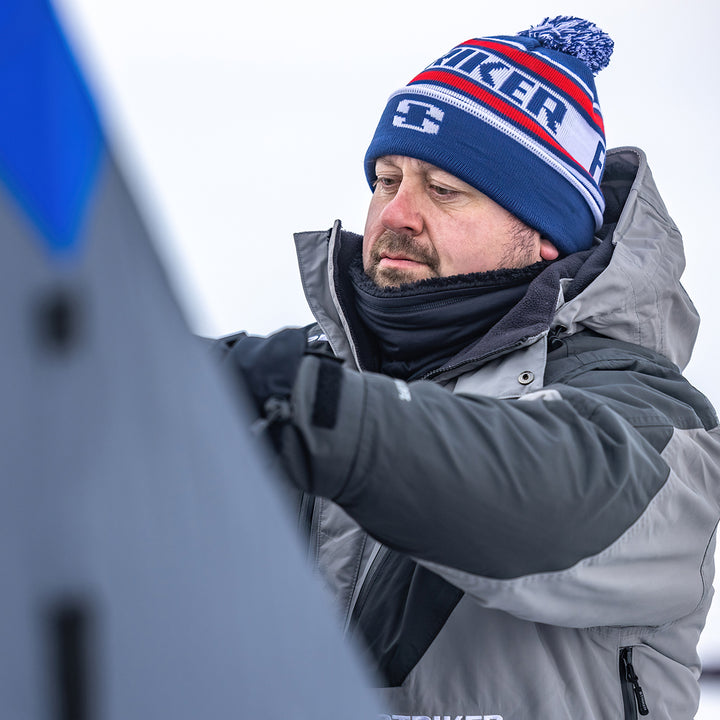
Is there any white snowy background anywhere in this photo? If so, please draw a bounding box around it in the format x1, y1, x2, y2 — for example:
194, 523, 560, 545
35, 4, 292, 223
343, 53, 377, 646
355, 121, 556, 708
53, 0, 720, 715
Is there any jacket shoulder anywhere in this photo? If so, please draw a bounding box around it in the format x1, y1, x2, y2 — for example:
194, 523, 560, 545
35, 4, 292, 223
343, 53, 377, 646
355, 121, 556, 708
546, 330, 718, 433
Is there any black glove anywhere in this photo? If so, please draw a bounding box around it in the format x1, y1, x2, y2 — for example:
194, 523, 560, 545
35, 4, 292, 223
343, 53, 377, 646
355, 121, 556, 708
215, 327, 345, 493
219, 327, 309, 418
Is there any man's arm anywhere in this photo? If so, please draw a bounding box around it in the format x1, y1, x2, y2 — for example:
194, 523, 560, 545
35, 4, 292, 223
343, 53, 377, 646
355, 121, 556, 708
271, 347, 720, 628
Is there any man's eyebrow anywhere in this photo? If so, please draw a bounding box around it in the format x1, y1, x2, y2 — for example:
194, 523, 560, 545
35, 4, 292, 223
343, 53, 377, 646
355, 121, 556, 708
375, 157, 401, 169
375, 156, 437, 173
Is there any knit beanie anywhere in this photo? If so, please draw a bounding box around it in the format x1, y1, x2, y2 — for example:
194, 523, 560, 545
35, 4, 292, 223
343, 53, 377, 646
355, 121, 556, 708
364, 17, 614, 255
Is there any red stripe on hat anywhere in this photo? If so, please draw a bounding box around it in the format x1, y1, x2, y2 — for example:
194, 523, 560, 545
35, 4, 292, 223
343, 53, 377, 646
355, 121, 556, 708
457, 39, 604, 133
410, 68, 586, 172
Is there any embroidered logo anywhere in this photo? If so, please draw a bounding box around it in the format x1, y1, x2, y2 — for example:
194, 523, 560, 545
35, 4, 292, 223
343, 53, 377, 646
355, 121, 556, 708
392, 100, 444, 135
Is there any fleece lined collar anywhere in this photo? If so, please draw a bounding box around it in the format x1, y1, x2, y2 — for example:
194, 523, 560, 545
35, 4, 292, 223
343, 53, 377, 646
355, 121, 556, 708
348, 255, 549, 380
328, 231, 607, 381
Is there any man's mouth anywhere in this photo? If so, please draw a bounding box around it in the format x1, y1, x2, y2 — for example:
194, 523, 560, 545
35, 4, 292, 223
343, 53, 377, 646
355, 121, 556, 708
365, 231, 440, 286
379, 252, 427, 266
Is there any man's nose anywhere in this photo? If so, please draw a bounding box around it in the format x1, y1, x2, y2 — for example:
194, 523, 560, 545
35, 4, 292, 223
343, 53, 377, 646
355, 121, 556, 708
379, 183, 424, 236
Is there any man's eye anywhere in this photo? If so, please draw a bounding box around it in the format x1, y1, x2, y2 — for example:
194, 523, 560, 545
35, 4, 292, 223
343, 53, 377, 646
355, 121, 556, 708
430, 184, 456, 197
375, 177, 398, 190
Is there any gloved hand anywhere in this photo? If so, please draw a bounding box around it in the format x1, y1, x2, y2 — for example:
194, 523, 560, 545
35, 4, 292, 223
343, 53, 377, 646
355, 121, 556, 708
215, 327, 345, 493
218, 327, 309, 419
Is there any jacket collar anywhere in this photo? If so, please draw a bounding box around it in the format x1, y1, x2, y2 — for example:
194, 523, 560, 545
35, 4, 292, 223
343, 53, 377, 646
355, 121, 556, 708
296, 221, 598, 381
348, 254, 550, 381
294, 147, 699, 378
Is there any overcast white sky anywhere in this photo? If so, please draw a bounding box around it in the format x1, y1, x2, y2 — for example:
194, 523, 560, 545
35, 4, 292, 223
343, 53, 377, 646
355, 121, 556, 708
52, 0, 720, 705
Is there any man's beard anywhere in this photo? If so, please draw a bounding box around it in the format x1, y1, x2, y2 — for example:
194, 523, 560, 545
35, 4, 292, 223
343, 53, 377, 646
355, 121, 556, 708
364, 231, 441, 288
365, 220, 545, 288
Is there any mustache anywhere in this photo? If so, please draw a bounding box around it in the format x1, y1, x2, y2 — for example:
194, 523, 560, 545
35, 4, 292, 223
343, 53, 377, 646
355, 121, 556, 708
369, 231, 440, 271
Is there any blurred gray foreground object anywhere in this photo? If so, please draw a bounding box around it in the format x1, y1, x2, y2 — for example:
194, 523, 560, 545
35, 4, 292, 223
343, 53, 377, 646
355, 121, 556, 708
0, 1, 380, 718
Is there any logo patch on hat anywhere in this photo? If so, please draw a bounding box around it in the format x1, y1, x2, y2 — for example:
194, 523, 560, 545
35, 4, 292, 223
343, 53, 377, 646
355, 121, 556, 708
392, 100, 444, 135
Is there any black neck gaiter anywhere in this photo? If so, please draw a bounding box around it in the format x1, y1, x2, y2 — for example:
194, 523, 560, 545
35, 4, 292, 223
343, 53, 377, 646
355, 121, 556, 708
349, 257, 549, 380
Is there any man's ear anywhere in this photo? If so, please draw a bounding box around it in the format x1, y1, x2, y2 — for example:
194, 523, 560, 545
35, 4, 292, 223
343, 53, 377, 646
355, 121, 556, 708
539, 238, 560, 261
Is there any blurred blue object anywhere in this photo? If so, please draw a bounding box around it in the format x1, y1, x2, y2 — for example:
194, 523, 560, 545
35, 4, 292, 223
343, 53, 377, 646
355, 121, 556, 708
0, 0, 102, 256
0, 1, 380, 717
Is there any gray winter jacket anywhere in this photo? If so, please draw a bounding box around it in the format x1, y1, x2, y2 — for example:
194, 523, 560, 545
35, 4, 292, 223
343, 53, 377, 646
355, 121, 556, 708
280, 147, 720, 720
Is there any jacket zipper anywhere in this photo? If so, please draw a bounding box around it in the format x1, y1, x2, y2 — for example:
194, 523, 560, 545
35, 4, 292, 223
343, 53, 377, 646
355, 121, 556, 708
344, 543, 390, 635
619, 647, 649, 718
302, 494, 379, 633
326, 221, 366, 372
298, 492, 313, 536
298, 493, 322, 567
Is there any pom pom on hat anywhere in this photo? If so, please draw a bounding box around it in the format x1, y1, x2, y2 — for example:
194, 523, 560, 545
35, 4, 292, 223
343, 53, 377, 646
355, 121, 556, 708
518, 16, 614, 75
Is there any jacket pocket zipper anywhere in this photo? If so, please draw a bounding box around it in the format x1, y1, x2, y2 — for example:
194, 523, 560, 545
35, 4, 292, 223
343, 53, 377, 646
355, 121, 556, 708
298, 492, 314, 536
619, 646, 649, 718
345, 544, 390, 634
298, 493, 321, 566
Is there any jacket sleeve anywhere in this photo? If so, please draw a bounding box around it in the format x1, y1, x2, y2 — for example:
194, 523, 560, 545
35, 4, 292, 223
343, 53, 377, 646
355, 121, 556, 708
276, 350, 720, 629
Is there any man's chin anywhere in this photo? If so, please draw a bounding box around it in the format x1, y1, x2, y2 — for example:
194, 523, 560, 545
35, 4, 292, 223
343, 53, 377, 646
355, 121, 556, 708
369, 265, 435, 288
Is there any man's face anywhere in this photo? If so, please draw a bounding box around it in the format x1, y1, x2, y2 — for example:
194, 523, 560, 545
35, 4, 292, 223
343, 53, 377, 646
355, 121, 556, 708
363, 156, 558, 287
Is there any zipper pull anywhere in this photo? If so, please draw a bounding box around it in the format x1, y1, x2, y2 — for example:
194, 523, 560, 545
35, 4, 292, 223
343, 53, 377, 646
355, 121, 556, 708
625, 658, 649, 716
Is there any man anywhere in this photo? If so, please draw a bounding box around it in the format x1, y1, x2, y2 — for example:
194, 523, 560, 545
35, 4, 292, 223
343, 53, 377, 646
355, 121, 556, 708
219, 16, 720, 720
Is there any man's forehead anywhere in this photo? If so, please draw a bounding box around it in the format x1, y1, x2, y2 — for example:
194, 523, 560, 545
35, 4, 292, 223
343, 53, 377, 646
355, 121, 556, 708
376, 155, 429, 168
375, 155, 454, 177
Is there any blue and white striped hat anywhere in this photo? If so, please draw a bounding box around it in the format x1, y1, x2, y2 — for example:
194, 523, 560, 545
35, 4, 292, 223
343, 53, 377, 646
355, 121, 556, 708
364, 17, 614, 255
